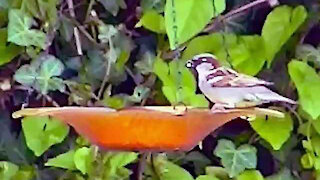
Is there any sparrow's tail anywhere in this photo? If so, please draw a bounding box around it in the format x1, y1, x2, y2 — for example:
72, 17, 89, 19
254, 89, 297, 105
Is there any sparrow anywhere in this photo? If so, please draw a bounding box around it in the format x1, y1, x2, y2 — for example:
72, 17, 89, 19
185, 53, 296, 111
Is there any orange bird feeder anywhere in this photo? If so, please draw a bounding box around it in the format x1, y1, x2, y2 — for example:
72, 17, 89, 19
12, 106, 280, 151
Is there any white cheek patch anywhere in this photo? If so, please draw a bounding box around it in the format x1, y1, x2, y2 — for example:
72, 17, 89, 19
196, 63, 214, 72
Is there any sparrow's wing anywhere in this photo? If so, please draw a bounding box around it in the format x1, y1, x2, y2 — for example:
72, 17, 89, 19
206, 67, 273, 87
243, 86, 296, 105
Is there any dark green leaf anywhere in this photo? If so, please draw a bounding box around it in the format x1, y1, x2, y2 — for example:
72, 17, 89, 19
97, 0, 127, 16
134, 51, 156, 75
296, 44, 320, 68
265, 168, 295, 180
214, 139, 257, 178
7, 9, 47, 49
0, 28, 23, 66
141, 0, 165, 12
59, 15, 74, 42
14, 54, 65, 94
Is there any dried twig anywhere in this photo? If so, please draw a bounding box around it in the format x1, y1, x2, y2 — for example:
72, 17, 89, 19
136, 153, 148, 180
204, 0, 277, 33
67, 0, 83, 55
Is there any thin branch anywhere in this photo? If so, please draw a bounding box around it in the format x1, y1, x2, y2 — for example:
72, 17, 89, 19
97, 60, 111, 99
67, 0, 83, 55
136, 153, 148, 180
43, 94, 60, 107
204, 0, 271, 33
85, 0, 95, 21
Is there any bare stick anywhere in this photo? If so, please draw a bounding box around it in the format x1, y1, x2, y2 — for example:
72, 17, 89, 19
67, 0, 83, 55
136, 153, 148, 180
43, 94, 60, 107
204, 0, 272, 33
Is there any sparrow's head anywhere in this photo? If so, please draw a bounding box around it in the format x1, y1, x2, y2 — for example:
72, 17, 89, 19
185, 53, 219, 73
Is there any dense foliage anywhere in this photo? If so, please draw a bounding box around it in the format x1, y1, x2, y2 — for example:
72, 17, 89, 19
0, 0, 320, 179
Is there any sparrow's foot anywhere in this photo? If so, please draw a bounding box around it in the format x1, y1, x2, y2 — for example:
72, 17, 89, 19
211, 103, 228, 113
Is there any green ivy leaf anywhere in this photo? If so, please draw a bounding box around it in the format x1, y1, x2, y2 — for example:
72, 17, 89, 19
45, 150, 76, 170
103, 152, 138, 179
0, 28, 23, 66
262, 5, 307, 65
21, 0, 58, 27
182, 151, 211, 175
134, 51, 156, 75
74, 147, 93, 175
14, 54, 65, 94
0, 161, 19, 180
127, 85, 151, 103
288, 60, 320, 119
65, 81, 93, 106
98, 24, 119, 44
153, 57, 208, 107
22, 116, 69, 156
213, 0, 226, 17
250, 114, 293, 150
7, 9, 47, 49
97, 0, 127, 16
136, 10, 166, 34
265, 168, 295, 180
153, 155, 194, 180
296, 44, 320, 68
196, 175, 220, 180
237, 170, 264, 180
214, 139, 257, 178
59, 15, 74, 42
165, 0, 213, 49
141, 0, 165, 12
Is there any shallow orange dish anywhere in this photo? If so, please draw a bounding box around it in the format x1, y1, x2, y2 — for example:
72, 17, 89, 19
13, 106, 270, 151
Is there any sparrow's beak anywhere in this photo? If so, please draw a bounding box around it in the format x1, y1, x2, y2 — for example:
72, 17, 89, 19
185, 60, 193, 68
